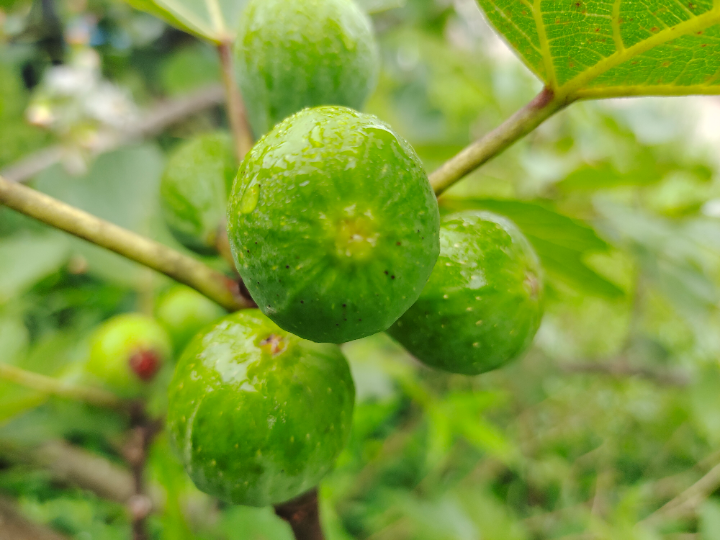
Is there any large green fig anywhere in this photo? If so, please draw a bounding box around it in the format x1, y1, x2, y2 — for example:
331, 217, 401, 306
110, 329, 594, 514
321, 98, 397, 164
160, 132, 237, 254
85, 314, 172, 397
235, 0, 379, 137
155, 285, 226, 354
388, 211, 543, 375
167, 310, 355, 507
227, 106, 440, 344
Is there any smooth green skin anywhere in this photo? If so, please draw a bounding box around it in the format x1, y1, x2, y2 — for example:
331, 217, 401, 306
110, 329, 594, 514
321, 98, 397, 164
235, 0, 379, 137
86, 314, 172, 397
155, 285, 227, 354
160, 132, 237, 254
167, 309, 355, 507
388, 211, 544, 375
227, 107, 440, 344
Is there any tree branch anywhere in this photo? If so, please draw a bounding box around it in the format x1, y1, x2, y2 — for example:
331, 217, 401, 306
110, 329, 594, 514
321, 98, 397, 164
217, 41, 254, 159
0, 176, 251, 311
559, 361, 691, 387
429, 88, 567, 196
274, 488, 325, 540
0, 363, 125, 410
0, 495, 69, 540
1, 85, 225, 184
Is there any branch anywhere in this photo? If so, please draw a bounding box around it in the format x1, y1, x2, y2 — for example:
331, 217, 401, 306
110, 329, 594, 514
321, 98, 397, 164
0, 363, 125, 410
217, 41, 254, 159
429, 88, 567, 196
274, 488, 325, 540
0, 176, 251, 311
1, 85, 225, 184
0, 495, 69, 540
559, 361, 691, 387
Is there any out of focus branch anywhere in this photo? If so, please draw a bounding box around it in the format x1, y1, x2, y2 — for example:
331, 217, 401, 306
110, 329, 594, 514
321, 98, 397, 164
0, 495, 68, 540
1, 84, 225, 184
559, 361, 691, 387
274, 488, 325, 540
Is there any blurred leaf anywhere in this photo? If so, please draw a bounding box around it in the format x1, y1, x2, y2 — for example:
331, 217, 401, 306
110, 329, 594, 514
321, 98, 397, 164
557, 162, 662, 191
123, 0, 248, 43
34, 145, 166, 288
358, 0, 406, 14
475, 0, 720, 98
441, 198, 625, 298
160, 44, 220, 97
0, 233, 70, 304
700, 499, 720, 540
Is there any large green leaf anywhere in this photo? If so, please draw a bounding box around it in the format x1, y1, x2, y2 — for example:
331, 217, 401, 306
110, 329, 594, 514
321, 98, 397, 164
123, 0, 248, 43
475, 0, 720, 98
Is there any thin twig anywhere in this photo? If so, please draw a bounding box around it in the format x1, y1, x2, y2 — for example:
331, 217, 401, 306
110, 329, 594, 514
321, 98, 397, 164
0, 176, 250, 311
560, 361, 691, 387
0, 495, 69, 540
217, 41, 254, 159
429, 88, 567, 196
1, 85, 225, 184
274, 488, 325, 540
0, 363, 124, 410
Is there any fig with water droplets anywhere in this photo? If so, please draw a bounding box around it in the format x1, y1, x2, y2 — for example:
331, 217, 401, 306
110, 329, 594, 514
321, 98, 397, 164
227, 106, 440, 344
388, 211, 544, 375
85, 314, 172, 397
167, 309, 355, 507
235, 0, 379, 136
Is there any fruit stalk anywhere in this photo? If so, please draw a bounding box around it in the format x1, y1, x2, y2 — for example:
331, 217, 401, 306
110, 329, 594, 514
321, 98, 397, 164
0, 176, 251, 311
217, 41, 254, 159
274, 489, 325, 540
0, 363, 125, 410
429, 87, 567, 196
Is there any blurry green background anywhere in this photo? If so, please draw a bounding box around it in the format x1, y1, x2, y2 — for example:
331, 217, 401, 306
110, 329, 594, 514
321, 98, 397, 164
1, 0, 720, 539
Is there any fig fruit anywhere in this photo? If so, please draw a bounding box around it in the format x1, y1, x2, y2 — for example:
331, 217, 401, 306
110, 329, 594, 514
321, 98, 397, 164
235, 0, 379, 136
155, 285, 226, 353
160, 132, 237, 254
388, 210, 543, 375
86, 314, 172, 397
227, 106, 440, 344
167, 309, 355, 507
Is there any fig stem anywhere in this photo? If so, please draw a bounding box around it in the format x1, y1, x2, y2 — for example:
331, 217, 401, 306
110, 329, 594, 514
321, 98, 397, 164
429, 87, 568, 196
217, 40, 254, 160
274, 488, 325, 540
0, 363, 125, 410
0, 176, 252, 311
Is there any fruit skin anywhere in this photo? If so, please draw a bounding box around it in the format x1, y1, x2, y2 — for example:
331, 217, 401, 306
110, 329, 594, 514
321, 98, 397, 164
155, 285, 226, 354
227, 106, 440, 344
388, 211, 543, 375
86, 314, 172, 397
160, 132, 237, 254
235, 0, 379, 137
167, 309, 355, 507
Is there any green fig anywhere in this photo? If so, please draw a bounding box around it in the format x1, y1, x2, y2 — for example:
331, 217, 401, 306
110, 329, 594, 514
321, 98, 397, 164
388, 211, 543, 375
155, 285, 226, 354
227, 106, 440, 344
235, 0, 379, 137
86, 314, 172, 397
167, 309, 355, 506
160, 132, 237, 254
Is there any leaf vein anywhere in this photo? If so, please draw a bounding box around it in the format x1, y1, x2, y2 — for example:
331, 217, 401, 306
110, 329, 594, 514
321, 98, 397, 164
533, 0, 557, 88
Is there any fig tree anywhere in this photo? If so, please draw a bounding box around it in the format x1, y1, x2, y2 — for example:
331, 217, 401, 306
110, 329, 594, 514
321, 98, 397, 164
388, 210, 543, 375
227, 106, 440, 344
167, 309, 355, 507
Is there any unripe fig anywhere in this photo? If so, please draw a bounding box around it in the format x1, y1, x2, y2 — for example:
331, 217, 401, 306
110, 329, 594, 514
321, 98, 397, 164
235, 0, 379, 136
227, 106, 440, 344
388, 211, 543, 375
155, 285, 226, 353
167, 310, 355, 507
160, 132, 237, 254
85, 314, 172, 397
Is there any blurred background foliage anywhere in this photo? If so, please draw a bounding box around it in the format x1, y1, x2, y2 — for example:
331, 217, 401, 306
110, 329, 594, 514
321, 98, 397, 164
1, 0, 720, 539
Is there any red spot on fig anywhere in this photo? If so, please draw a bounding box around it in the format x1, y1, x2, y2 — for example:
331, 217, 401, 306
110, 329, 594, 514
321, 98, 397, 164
129, 350, 162, 381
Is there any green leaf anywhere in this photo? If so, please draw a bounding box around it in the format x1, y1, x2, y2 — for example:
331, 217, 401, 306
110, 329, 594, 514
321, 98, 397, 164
475, 0, 720, 99
441, 198, 625, 298
123, 0, 248, 43
357, 0, 406, 14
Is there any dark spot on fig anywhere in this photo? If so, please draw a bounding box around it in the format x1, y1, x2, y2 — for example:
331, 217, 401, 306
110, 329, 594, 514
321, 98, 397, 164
396, 241, 401, 246
391, 275, 395, 279
384, 270, 389, 275
342, 304, 346, 308
129, 350, 161, 381
286, 265, 289, 269
259, 334, 286, 356
300, 300, 304, 304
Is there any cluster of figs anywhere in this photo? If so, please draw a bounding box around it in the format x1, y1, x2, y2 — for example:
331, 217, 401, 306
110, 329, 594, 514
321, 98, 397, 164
85, 0, 543, 508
